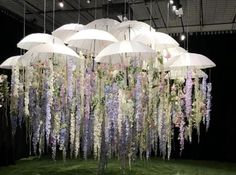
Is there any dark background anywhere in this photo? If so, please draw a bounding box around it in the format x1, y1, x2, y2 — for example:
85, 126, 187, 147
0, 7, 236, 166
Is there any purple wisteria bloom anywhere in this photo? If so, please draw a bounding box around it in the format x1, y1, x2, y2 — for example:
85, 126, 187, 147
206, 83, 212, 130
83, 70, 92, 159
201, 76, 207, 100
185, 71, 193, 117
134, 73, 143, 133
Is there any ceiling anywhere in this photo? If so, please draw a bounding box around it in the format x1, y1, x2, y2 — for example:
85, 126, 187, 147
0, 0, 236, 34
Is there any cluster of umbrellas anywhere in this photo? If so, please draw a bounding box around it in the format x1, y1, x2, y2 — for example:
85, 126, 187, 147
1, 18, 215, 76
0, 19, 217, 172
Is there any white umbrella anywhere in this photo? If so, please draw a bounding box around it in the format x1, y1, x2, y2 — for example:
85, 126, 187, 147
52, 23, 85, 42
20, 43, 79, 66
95, 40, 155, 86
164, 53, 216, 70
141, 47, 186, 71
132, 31, 179, 50
86, 18, 120, 31
0, 55, 22, 69
112, 20, 155, 41
17, 33, 64, 50
66, 29, 118, 55
167, 69, 208, 79
162, 46, 187, 59
95, 40, 156, 66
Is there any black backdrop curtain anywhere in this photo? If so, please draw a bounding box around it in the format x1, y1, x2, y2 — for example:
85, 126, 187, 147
0, 7, 40, 166
0, 70, 15, 166
0, 6, 236, 166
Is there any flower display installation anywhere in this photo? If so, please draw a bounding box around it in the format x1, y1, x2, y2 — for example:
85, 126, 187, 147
0, 19, 216, 174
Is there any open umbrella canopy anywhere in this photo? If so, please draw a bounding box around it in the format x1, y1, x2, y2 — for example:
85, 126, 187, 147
164, 52, 216, 70
167, 69, 208, 79
20, 43, 79, 66
162, 46, 187, 59
52, 23, 85, 42
17, 33, 64, 50
132, 31, 179, 50
0, 55, 22, 69
66, 29, 118, 55
86, 18, 120, 31
112, 20, 155, 41
95, 40, 156, 65
140, 47, 186, 71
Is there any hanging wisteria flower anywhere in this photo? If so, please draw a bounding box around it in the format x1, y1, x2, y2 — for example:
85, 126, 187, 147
179, 115, 185, 154
185, 71, 193, 118
93, 73, 104, 159
29, 87, 41, 154
18, 94, 24, 126
11, 65, 19, 98
24, 66, 33, 118
74, 75, 82, 158
0, 75, 8, 108
111, 83, 119, 152
104, 83, 119, 157
206, 83, 212, 131
10, 65, 19, 134
5, 48, 215, 169
45, 62, 54, 145
67, 58, 73, 104
83, 69, 92, 160
51, 76, 61, 160
59, 83, 67, 160
201, 76, 207, 101
135, 73, 143, 133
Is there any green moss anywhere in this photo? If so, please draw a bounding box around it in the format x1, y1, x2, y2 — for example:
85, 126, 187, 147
0, 158, 236, 175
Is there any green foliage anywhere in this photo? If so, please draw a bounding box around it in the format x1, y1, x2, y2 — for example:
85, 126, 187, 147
0, 158, 236, 175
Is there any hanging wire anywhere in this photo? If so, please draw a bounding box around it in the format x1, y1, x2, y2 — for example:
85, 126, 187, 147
21, 0, 26, 55
78, 0, 80, 23
187, 0, 189, 51
149, 0, 152, 31
106, 0, 109, 18
23, 0, 26, 38
128, 0, 131, 20
44, 0, 46, 33
94, 0, 97, 20
124, 0, 127, 20
52, 0, 55, 31
167, 1, 169, 33
106, 0, 109, 31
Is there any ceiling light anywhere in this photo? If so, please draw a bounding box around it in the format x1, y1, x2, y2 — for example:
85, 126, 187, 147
87, 0, 91, 4
180, 34, 185, 41
169, 0, 174, 4
172, 5, 176, 11
175, 7, 183, 17
58, 0, 64, 8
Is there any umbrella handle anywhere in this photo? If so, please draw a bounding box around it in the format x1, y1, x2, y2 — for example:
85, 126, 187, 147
126, 67, 129, 87
122, 54, 129, 87
92, 57, 95, 72
92, 39, 96, 72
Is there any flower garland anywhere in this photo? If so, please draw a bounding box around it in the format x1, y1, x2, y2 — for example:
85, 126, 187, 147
75, 52, 85, 158
179, 115, 185, 153
0, 75, 8, 109
206, 83, 212, 131
193, 76, 202, 140
51, 71, 62, 160
83, 69, 92, 160
185, 71, 193, 118
59, 82, 67, 161
7, 50, 214, 171
10, 65, 19, 134
201, 76, 207, 101
74, 74, 81, 158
